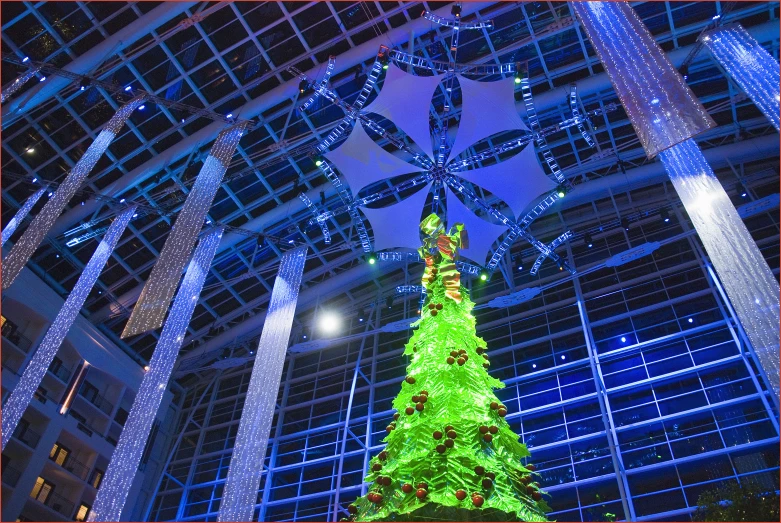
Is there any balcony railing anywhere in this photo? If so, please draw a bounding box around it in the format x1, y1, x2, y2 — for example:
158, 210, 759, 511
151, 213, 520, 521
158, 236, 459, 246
1, 325, 33, 353
47, 363, 72, 384
35, 489, 75, 519
12, 426, 41, 449
77, 386, 114, 416
52, 455, 90, 482
1, 465, 22, 487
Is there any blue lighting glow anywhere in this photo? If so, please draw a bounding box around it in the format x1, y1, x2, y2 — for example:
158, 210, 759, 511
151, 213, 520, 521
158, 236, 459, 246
1, 187, 47, 247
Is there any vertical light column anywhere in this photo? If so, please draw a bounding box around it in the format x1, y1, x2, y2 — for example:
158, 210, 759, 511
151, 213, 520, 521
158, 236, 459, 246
121, 122, 247, 338
218, 246, 308, 522
1, 187, 47, 246
1, 65, 43, 103
1, 206, 136, 450
88, 228, 223, 522
2, 94, 146, 289
659, 140, 780, 399
570, 1, 715, 157
572, 1, 781, 402
700, 23, 780, 131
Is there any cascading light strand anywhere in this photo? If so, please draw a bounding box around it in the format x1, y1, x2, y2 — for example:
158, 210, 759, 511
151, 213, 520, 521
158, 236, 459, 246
121, 122, 248, 338
700, 23, 780, 131
218, 246, 308, 522
1, 206, 137, 450
570, 1, 715, 158
659, 140, 780, 401
1, 186, 47, 246
1, 65, 43, 103
2, 94, 147, 289
88, 227, 224, 522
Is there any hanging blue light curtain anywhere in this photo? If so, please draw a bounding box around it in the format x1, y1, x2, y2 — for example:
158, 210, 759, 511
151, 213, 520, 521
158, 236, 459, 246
121, 122, 248, 338
1, 187, 47, 246
1, 65, 43, 103
700, 23, 780, 131
1, 206, 137, 450
2, 94, 147, 289
218, 246, 308, 522
572, 1, 780, 402
88, 227, 223, 522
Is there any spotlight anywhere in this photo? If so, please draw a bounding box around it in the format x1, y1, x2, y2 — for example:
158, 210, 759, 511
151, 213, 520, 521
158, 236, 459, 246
358, 308, 366, 322
22, 56, 29, 63
32, 177, 37, 182
119, 198, 126, 203
560, 355, 566, 360
584, 233, 593, 248
124, 85, 133, 92
367, 253, 377, 265
143, 365, 150, 372
451, 4, 461, 17
386, 296, 394, 309
299, 80, 309, 94
712, 14, 721, 20
226, 113, 233, 119
138, 104, 146, 111
25, 147, 35, 154
480, 270, 489, 281
679, 64, 689, 80
514, 61, 522, 84
660, 208, 671, 223
39, 76, 46, 82
314, 156, 323, 167
688, 318, 694, 323
620, 336, 627, 343
735, 182, 747, 198
556, 184, 569, 198
557, 260, 564, 271
79, 77, 90, 91
318, 311, 341, 334
532, 363, 537, 369
621, 217, 630, 231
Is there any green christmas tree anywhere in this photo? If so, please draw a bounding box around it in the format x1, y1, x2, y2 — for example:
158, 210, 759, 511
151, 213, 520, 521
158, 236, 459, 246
346, 214, 550, 522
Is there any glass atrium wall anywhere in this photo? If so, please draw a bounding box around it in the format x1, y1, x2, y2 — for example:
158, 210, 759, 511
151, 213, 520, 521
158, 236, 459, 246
148, 160, 780, 522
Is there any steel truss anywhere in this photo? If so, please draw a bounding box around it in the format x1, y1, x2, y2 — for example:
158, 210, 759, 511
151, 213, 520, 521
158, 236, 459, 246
286, 8, 613, 276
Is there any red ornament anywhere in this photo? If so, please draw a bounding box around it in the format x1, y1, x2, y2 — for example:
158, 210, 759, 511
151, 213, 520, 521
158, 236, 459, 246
526, 464, 536, 472
416, 402, 425, 411
378, 451, 388, 461
419, 395, 428, 403
444, 438, 454, 448
526, 485, 534, 495
412, 395, 420, 402
478, 425, 489, 434
446, 430, 457, 439
428, 303, 436, 310
521, 475, 531, 485
485, 472, 496, 481
372, 493, 383, 504
488, 425, 498, 434
431, 310, 438, 317
402, 483, 413, 493
457, 358, 465, 366
348, 504, 357, 514
416, 489, 428, 499
436, 303, 443, 310
476, 347, 484, 354
481, 478, 493, 489
482, 353, 489, 360
445, 425, 454, 432
474, 466, 485, 476
433, 430, 443, 440
372, 463, 382, 472
436, 444, 446, 453
367, 493, 376, 503
406, 376, 416, 384
532, 491, 542, 502
450, 350, 459, 357
463, 355, 469, 362
386, 425, 394, 432
447, 357, 455, 365
416, 482, 428, 490
497, 408, 507, 417
419, 390, 429, 396
471, 494, 484, 507
405, 407, 415, 415
483, 434, 493, 443
490, 401, 499, 410
393, 413, 399, 421
483, 362, 490, 369
455, 489, 467, 501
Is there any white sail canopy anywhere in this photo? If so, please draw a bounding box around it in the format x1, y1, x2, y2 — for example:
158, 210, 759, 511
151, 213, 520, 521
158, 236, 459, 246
363, 64, 442, 160
457, 144, 557, 219
448, 76, 530, 162
360, 183, 432, 251
446, 189, 507, 265
325, 120, 422, 196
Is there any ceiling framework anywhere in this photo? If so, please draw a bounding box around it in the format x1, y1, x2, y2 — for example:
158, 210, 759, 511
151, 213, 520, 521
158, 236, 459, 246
1, 1, 779, 374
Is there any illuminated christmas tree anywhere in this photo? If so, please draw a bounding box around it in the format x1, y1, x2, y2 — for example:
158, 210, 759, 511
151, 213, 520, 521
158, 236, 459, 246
346, 214, 550, 522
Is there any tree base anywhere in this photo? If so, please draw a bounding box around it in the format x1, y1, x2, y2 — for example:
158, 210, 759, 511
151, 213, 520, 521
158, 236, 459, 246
360, 503, 547, 522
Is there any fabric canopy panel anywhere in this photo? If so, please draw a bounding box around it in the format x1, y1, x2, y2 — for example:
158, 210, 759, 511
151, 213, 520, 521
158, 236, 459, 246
363, 63, 441, 160
448, 76, 530, 162
457, 145, 557, 219
360, 182, 432, 251
446, 190, 507, 265
325, 121, 422, 196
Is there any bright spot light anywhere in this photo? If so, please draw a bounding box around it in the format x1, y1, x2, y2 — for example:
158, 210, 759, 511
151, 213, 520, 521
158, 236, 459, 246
124, 85, 132, 92
319, 311, 341, 334
138, 104, 146, 110
22, 56, 29, 63
144, 365, 150, 371
650, 98, 660, 105
119, 198, 126, 203
39, 76, 46, 82
532, 364, 537, 369
560, 355, 566, 360
369, 257, 376, 265
25, 147, 35, 154
621, 336, 627, 343
32, 177, 37, 183
688, 318, 694, 323
480, 273, 487, 281
712, 14, 721, 20
514, 76, 521, 84
226, 113, 233, 119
